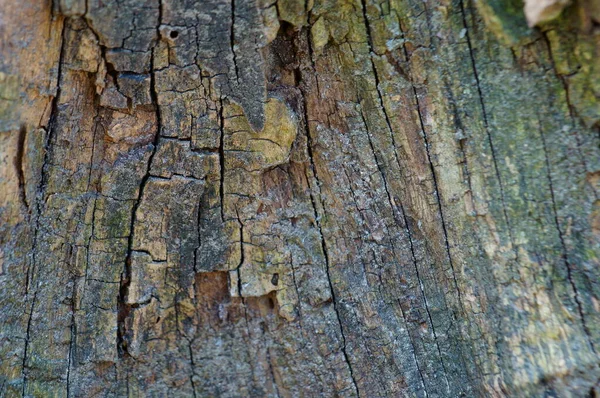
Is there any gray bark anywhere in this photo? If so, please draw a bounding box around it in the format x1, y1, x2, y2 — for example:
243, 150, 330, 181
0, 0, 599, 396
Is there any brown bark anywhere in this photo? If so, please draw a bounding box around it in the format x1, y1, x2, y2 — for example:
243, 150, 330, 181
0, 0, 599, 396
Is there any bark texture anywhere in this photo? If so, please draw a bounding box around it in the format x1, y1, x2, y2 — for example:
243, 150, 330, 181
1, 0, 599, 396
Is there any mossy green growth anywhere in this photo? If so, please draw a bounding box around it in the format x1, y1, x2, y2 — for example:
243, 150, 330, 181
475, 0, 532, 45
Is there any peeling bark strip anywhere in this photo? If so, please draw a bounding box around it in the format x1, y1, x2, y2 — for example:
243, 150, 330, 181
1, 0, 600, 396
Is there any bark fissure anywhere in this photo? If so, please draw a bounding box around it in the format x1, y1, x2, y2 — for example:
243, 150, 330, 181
458, 0, 520, 262
359, 108, 442, 396
265, 346, 281, 398
538, 114, 596, 354
230, 0, 240, 84
359, 10, 460, 389
398, 300, 429, 397
21, 291, 38, 397
21, 19, 67, 395
408, 68, 465, 311
117, 18, 163, 356
219, 97, 226, 222
235, 208, 244, 297
187, 340, 199, 398
399, 200, 452, 394
66, 279, 77, 398
15, 125, 29, 212
358, 0, 402, 163
25, 20, 67, 295
394, 7, 470, 338
83, 195, 98, 291
541, 32, 598, 201
301, 89, 361, 398
86, 111, 100, 192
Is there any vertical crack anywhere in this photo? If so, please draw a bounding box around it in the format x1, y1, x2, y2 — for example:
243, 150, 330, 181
458, 0, 519, 263
358, 0, 403, 172
399, 200, 451, 393
86, 112, 100, 192
538, 115, 596, 354
117, 0, 163, 357
361, 0, 464, 311
187, 340, 198, 398
359, 2, 464, 391
304, 159, 361, 397
297, 37, 360, 393
539, 31, 598, 352
359, 108, 442, 395
194, 196, 202, 274
66, 278, 77, 398
218, 97, 226, 222
410, 82, 463, 304
230, 0, 240, 84
235, 208, 244, 297
397, 300, 429, 397
15, 124, 29, 212
82, 196, 98, 310
541, 32, 598, 200
22, 18, 67, 395
21, 291, 38, 397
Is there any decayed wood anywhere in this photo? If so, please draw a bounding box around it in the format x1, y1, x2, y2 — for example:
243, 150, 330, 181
0, 0, 599, 396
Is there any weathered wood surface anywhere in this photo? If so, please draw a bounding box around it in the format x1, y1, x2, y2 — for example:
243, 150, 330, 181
0, 0, 599, 396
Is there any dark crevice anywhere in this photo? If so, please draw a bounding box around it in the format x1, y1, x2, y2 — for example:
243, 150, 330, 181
445, 84, 476, 211
400, 3, 483, 392
297, 29, 361, 397
458, 0, 520, 264
411, 82, 463, 301
22, 19, 67, 396
218, 97, 226, 222
541, 31, 597, 200
397, 299, 429, 396
235, 208, 244, 297
399, 199, 452, 393
230, 0, 240, 84
86, 110, 100, 187
117, 0, 163, 357
538, 115, 596, 354
15, 125, 30, 212
66, 280, 77, 398
25, 19, 67, 294
100, 46, 122, 91
265, 347, 281, 397
358, 109, 434, 395
288, 255, 303, 324
21, 291, 38, 397
194, 196, 202, 274
411, 84, 464, 394
303, 150, 361, 397
82, 194, 98, 318
457, 2, 525, 390
362, 1, 459, 390
187, 341, 198, 398
358, 0, 401, 163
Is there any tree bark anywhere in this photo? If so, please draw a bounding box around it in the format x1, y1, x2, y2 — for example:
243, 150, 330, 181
1, 0, 599, 396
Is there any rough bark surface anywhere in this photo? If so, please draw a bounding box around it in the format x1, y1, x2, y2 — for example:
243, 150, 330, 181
1, 0, 599, 396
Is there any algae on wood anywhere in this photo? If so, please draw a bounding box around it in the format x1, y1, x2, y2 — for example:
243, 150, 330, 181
0, 0, 599, 396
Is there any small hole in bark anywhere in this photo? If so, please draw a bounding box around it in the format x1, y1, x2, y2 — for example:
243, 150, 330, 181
170, 30, 179, 39
267, 297, 275, 309
156, 316, 161, 323
271, 273, 279, 286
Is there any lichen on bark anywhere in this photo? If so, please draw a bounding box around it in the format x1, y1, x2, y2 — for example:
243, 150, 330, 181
0, 0, 599, 396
